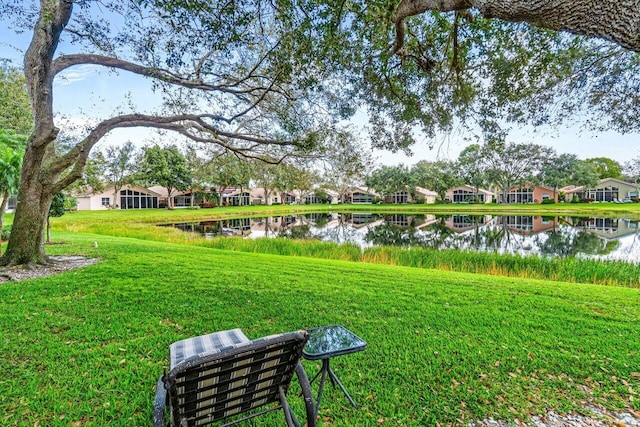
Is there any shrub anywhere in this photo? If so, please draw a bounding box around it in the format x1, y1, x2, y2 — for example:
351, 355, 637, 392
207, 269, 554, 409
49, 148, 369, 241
1, 225, 11, 241
200, 202, 217, 208
541, 199, 555, 204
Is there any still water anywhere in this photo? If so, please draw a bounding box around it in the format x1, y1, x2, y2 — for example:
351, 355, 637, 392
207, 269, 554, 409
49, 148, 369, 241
161, 213, 640, 263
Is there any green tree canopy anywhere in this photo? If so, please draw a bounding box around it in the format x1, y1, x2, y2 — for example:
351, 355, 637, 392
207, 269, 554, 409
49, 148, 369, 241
457, 144, 488, 195
539, 153, 580, 197
584, 157, 623, 180
366, 164, 414, 198
411, 160, 461, 201
479, 139, 555, 203
0, 67, 32, 135
138, 145, 191, 209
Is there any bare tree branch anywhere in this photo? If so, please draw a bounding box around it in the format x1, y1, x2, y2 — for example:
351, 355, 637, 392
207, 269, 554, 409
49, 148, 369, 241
51, 53, 280, 96
48, 112, 306, 191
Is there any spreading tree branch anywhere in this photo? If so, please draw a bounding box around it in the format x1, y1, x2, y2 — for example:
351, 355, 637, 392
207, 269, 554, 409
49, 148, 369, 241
48, 113, 306, 193
51, 54, 282, 96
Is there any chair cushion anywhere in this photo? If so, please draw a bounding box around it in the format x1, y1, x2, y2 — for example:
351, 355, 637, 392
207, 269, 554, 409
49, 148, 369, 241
170, 328, 250, 370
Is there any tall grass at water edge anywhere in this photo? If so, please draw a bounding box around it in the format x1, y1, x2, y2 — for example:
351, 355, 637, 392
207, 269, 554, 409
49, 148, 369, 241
48, 207, 640, 287
203, 238, 640, 288
362, 246, 640, 287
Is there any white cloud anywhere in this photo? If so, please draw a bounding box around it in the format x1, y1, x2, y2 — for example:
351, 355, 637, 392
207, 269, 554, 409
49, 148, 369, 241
53, 64, 100, 86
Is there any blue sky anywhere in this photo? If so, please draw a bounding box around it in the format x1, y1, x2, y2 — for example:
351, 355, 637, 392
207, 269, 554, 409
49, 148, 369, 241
2, 13, 639, 168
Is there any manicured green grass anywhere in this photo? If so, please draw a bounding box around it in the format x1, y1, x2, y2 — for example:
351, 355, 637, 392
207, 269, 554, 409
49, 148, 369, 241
1, 232, 639, 426
36, 205, 640, 287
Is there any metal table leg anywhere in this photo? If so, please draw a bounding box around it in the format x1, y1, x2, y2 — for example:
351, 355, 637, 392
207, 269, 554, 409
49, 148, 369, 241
309, 358, 358, 415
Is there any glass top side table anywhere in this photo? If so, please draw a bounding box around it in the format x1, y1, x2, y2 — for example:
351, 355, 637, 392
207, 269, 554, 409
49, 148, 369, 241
302, 325, 366, 413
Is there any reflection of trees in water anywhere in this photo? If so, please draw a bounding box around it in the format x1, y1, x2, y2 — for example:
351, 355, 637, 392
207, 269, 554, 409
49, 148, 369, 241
280, 224, 316, 239
364, 216, 453, 249
163, 214, 638, 261
535, 229, 617, 257
454, 219, 510, 252
314, 214, 362, 244
276, 214, 314, 239
364, 223, 424, 247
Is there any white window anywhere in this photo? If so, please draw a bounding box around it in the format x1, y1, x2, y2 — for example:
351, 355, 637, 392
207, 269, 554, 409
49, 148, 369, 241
101, 197, 110, 206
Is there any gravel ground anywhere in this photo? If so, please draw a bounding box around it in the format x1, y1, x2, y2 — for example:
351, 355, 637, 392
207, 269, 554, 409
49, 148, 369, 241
470, 406, 640, 427
0, 256, 99, 282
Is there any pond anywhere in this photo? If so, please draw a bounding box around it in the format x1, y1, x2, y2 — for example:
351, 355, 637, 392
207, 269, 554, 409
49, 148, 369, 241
160, 213, 640, 263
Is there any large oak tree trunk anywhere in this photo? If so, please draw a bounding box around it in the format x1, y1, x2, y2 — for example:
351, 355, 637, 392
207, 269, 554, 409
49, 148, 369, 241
394, 0, 640, 53
2, 150, 55, 265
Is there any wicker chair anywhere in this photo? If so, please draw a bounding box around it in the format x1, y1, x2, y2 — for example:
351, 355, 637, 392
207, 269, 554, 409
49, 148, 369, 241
154, 329, 316, 427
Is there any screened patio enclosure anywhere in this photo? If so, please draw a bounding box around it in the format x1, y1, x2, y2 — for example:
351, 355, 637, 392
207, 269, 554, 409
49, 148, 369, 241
120, 188, 159, 209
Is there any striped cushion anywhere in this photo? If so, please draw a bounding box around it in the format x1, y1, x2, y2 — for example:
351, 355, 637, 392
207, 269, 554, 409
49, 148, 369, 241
170, 329, 250, 370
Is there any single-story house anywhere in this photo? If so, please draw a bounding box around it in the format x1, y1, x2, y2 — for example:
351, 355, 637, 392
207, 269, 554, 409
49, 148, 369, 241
383, 186, 438, 204
499, 184, 559, 204
445, 185, 495, 204
415, 187, 438, 204
561, 178, 640, 202
344, 187, 379, 204
5, 194, 17, 213
559, 185, 584, 202
302, 188, 340, 204
250, 187, 282, 205
76, 184, 162, 210
281, 190, 302, 204
220, 187, 251, 206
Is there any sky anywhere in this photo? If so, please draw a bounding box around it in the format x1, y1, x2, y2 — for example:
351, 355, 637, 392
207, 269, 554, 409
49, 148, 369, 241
2, 10, 639, 169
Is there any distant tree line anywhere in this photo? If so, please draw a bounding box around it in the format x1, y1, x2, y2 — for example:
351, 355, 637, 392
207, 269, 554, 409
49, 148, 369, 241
365, 139, 640, 204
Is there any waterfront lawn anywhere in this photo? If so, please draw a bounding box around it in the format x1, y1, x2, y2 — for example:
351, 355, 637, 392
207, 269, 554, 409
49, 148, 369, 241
1, 231, 639, 426
41, 206, 640, 288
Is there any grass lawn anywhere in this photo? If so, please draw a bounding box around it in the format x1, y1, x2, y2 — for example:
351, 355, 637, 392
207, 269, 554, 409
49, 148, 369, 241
43, 204, 640, 287
1, 224, 639, 426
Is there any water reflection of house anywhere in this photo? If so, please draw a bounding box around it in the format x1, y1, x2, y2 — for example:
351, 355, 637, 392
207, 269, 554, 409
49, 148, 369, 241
221, 218, 252, 236
250, 216, 288, 234
500, 216, 556, 235
444, 215, 492, 233
344, 213, 384, 229
414, 215, 439, 230
385, 214, 410, 227
571, 218, 639, 240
